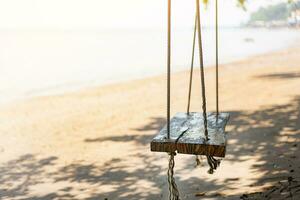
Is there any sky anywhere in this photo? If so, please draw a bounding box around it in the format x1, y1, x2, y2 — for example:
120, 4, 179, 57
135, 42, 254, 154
0, 0, 285, 30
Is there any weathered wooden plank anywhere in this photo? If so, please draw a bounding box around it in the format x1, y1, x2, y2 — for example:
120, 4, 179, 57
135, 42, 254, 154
177, 112, 229, 157
150, 112, 189, 153
150, 112, 230, 157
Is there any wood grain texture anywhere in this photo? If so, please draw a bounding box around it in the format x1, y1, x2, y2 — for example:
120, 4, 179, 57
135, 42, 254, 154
150, 112, 188, 153
150, 112, 229, 157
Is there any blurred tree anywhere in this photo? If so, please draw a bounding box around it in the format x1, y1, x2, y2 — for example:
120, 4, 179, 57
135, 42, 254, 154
249, 3, 289, 22
203, 0, 296, 9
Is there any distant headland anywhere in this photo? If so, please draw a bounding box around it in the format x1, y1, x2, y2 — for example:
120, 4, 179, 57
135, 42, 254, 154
246, 1, 300, 28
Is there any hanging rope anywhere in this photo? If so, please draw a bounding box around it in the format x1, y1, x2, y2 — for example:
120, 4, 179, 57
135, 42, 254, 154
187, 15, 205, 168
167, 0, 171, 139
205, 0, 221, 174
166, 1, 180, 199
215, 0, 219, 117
195, 0, 209, 141
166, 0, 222, 198
187, 15, 197, 115
167, 152, 180, 200
191, 0, 221, 173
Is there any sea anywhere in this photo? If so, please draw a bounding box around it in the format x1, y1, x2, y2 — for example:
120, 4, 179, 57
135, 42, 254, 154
0, 28, 299, 104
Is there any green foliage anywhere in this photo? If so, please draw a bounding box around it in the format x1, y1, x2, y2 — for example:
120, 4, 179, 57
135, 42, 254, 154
249, 3, 289, 22
202, 0, 246, 7
201, 0, 247, 12
202, 0, 209, 5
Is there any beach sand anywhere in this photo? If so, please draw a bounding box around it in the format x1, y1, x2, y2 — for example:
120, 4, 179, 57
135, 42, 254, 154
0, 44, 300, 199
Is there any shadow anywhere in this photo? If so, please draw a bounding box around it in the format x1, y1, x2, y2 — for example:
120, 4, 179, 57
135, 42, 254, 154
0, 154, 65, 199
1, 96, 300, 199
66, 154, 166, 200
84, 117, 166, 146
255, 72, 300, 80
123, 95, 300, 199
84, 134, 153, 146
0, 153, 166, 200
133, 117, 166, 132
223, 96, 300, 198
227, 96, 300, 164
240, 177, 300, 200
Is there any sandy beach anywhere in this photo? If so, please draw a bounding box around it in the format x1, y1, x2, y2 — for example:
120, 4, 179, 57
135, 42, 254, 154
0, 42, 300, 199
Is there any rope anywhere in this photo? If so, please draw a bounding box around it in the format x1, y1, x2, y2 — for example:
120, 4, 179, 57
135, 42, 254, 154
168, 152, 180, 200
215, 0, 219, 117
205, 0, 221, 174
191, 0, 221, 174
195, 0, 208, 140
167, 0, 171, 139
188, 15, 206, 168
195, 155, 204, 166
166, 1, 180, 199
166, 2, 222, 199
187, 15, 197, 115
206, 155, 221, 174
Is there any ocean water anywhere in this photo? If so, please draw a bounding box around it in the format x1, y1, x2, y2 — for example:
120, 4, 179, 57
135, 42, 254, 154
0, 28, 299, 104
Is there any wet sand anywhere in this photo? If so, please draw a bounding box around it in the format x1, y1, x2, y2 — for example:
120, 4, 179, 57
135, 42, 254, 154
0, 44, 300, 199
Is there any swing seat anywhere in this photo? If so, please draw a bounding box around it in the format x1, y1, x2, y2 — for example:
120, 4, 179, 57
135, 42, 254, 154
151, 112, 230, 157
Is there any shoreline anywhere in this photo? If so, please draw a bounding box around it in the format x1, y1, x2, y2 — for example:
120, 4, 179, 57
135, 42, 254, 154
2, 36, 300, 107
1, 28, 300, 106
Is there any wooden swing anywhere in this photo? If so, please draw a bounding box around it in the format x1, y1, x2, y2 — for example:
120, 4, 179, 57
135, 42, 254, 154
150, 0, 229, 158
151, 112, 229, 157
150, 0, 229, 198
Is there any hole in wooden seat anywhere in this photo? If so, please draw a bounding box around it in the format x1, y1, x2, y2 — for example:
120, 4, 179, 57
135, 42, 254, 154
150, 112, 230, 157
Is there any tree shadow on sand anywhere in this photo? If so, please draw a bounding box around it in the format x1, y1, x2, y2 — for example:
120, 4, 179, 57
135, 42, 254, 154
255, 72, 300, 80
1, 95, 300, 199
225, 95, 300, 199
84, 94, 300, 199
84, 117, 166, 145
0, 154, 71, 200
